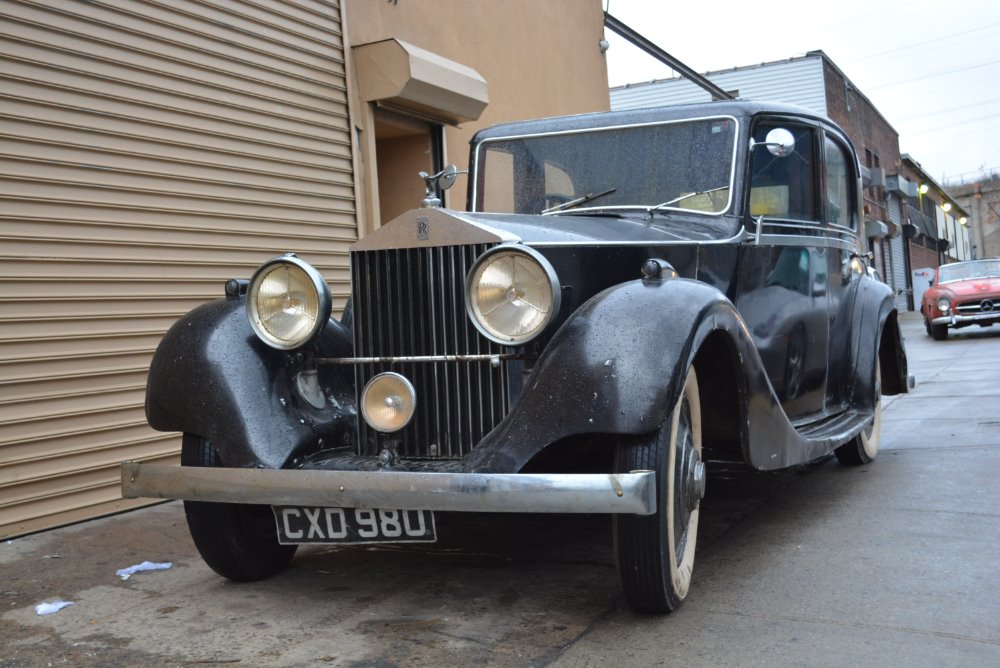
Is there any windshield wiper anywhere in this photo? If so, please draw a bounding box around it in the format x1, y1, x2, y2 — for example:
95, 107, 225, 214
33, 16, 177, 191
645, 185, 730, 216
541, 187, 617, 214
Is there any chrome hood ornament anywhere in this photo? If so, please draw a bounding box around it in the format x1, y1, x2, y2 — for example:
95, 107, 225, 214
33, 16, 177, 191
419, 165, 464, 208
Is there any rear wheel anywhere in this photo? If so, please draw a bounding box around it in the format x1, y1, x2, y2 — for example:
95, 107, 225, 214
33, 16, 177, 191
182, 434, 297, 581
835, 362, 882, 466
614, 367, 704, 613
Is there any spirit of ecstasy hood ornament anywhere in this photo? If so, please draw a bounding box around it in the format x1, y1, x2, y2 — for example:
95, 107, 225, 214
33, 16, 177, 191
419, 165, 464, 208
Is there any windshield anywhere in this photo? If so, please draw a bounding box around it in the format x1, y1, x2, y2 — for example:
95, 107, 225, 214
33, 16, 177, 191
938, 259, 1000, 284
473, 117, 738, 216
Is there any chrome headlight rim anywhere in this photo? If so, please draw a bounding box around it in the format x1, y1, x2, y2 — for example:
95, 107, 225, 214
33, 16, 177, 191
936, 296, 952, 313
465, 244, 561, 346
246, 254, 332, 351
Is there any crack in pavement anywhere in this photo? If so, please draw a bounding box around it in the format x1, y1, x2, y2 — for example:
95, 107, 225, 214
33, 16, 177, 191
687, 607, 1000, 647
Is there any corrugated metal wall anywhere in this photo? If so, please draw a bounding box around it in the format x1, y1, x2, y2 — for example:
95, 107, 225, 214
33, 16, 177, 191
611, 56, 828, 115
0, 0, 355, 538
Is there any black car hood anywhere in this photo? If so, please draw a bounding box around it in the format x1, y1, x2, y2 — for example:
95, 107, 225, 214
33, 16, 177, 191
350, 207, 739, 253
461, 210, 738, 245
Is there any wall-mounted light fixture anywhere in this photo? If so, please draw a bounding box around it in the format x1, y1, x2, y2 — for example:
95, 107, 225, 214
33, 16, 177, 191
919, 183, 929, 194
959, 216, 967, 224
942, 202, 952, 212
598, 38, 610, 53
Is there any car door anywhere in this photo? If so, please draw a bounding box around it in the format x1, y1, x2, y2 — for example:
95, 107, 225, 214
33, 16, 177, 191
736, 118, 830, 420
820, 128, 866, 412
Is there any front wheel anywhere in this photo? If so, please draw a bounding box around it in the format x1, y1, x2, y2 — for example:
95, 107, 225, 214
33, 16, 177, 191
835, 362, 882, 466
931, 323, 948, 340
181, 434, 297, 581
614, 366, 704, 613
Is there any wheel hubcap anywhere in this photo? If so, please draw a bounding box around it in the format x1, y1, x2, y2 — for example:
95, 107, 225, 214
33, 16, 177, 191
676, 418, 706, 516
684, 450, 706, 512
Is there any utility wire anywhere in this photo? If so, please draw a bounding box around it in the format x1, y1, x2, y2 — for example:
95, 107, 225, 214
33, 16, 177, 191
849, 23, 1000, 63
868, 59, 1000, 90
894, 97, 1000, 122
903, 111, 1000, 134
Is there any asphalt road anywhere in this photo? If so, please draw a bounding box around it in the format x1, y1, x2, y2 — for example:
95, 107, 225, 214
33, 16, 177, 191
2, 313, 999, 667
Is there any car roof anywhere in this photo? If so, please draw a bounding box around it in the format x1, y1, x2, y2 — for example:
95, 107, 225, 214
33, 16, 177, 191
471, 100, 830, 143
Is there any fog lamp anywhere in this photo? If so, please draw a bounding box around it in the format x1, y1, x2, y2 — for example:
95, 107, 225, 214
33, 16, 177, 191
361, 372, 416, 433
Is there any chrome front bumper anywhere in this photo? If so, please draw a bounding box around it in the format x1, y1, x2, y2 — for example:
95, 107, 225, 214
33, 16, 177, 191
120, 462, 657, 515
932, 312, 1000, 326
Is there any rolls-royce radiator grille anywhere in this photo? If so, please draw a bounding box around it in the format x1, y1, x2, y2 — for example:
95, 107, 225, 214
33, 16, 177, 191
351, 244, 510, 459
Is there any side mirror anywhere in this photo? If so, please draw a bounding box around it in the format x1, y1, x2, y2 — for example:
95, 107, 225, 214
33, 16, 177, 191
751, 128, 796, 157
419, 165, 466, 208
435, 164, 461, 192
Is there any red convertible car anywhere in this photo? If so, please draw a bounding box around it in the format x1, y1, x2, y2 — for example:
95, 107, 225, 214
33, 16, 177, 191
921, 259, 1000, 340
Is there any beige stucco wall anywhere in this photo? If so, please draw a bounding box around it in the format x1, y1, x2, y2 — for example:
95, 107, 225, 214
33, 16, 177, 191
344, 0, 610, 222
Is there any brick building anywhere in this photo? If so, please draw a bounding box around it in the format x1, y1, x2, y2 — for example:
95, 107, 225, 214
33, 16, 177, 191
899, 155, 971, 308
948, 174, 1000, 259
819, 57, 901, 257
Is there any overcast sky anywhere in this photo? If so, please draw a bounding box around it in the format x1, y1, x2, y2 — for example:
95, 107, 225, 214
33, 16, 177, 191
603, 0, 1000, 185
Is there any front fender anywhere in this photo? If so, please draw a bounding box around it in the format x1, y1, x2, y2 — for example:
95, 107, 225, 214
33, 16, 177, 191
467, 277, 751, 472
852, 277, 909, 404
145, 297, 356, 469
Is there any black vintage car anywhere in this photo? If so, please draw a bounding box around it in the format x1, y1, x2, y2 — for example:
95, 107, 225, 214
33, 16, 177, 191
123, 101, 909, 613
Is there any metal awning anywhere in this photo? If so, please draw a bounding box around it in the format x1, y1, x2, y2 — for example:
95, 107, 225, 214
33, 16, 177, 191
866, 219, 889, 240
353, 38, 489, 125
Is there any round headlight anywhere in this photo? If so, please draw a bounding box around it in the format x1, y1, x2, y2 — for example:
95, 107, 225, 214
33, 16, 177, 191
937, 297, 951, 312
466, 246, 560, 345
247, 255, 331, 350
361, 372, 416, 433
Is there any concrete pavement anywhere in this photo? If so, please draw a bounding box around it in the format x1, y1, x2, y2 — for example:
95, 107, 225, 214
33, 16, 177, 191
555, 313, 1000, 666
2, 312, 999, 666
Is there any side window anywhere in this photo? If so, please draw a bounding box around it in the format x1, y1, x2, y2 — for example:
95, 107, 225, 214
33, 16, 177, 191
824, 136, 854, 229
749, 124, 819, 222
481, 147, 515, 213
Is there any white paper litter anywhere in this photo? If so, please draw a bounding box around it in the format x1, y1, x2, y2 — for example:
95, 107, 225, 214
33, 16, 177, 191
35, 600, 74, 616
116, 561, 173, 580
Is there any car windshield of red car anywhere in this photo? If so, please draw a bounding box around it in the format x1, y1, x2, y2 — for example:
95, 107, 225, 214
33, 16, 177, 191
938, 260, 1000, 284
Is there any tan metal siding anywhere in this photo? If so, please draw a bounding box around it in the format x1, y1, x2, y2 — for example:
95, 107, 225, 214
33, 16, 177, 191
0, 0, 355, 537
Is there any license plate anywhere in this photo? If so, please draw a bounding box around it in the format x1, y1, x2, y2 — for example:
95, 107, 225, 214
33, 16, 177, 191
272, 506, 437, 545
